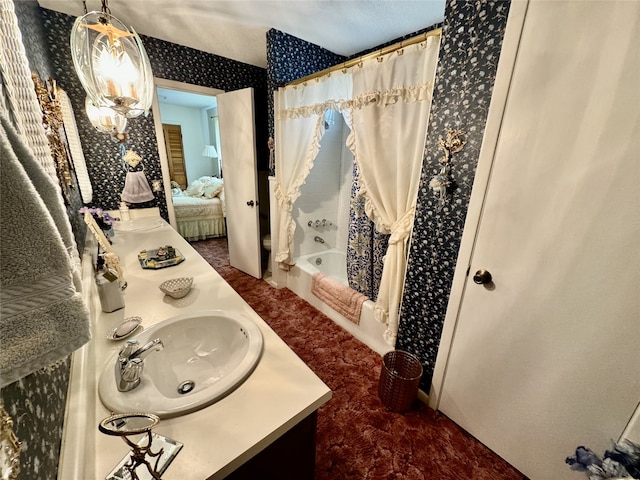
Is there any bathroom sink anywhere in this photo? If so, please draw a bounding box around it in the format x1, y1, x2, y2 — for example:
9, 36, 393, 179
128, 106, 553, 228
98, 310, 264, 418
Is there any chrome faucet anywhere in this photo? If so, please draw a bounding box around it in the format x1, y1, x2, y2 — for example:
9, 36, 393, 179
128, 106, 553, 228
314, 236, 325, 244
115, 338, 164, 392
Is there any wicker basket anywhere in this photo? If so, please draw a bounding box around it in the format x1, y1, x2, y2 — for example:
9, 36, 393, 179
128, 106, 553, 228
378, 350, 423, 412
159, 277, 193, 299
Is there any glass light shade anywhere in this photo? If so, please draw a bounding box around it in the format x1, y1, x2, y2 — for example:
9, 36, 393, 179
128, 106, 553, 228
70, 11, 154, 118
85, 97, 128, 134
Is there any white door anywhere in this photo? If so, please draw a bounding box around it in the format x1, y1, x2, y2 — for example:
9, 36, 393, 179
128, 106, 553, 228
217, 88, 262, 278
437, 1, 640, 479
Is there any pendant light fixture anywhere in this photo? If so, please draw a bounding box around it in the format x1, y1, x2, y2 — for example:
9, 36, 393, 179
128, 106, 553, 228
70, 0, 153, 119
85, 96, 127, 135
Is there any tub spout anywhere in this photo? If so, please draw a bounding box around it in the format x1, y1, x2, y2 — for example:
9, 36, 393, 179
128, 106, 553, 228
314, 236, 325, 244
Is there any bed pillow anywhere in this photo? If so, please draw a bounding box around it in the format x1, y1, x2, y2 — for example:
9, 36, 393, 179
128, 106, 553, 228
196, 175, 214, 185
203, 177, 224, 198
185, 179, 206, 197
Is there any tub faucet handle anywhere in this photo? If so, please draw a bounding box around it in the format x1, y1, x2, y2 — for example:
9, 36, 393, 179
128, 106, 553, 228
314, 220, 321, 227
308, 220, 313, 227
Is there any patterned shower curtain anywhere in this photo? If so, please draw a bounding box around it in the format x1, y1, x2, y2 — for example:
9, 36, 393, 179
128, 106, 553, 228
346, 162, 389, 301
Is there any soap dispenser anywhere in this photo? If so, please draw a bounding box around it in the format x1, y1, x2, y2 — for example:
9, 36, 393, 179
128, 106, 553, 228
95, 255, 125, 313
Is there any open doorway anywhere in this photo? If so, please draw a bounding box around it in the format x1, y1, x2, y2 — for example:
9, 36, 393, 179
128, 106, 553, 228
151, 80, 266, 278
151, 79, 224, 229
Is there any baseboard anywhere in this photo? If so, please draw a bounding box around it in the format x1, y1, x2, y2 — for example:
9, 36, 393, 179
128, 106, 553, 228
417, 388, 429, 406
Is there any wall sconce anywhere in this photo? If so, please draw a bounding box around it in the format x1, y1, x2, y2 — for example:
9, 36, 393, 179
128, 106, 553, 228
70, 2, 153, 118
85, 96, 128, 135
429, 129, 466, 205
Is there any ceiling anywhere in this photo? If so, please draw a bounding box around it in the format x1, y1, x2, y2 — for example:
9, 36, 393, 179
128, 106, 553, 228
37, 0, 446, 68
157, 87, 217, 109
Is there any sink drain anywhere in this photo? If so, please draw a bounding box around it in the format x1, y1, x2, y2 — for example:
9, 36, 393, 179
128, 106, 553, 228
177, 380, 195, 394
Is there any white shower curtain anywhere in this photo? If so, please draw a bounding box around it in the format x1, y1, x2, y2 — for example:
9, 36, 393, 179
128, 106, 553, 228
347, 36, 440, 345
274, 75, 351, 267
274, 34, 440, 346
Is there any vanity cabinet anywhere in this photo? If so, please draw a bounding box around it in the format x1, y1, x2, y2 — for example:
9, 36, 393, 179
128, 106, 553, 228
226, 412, 317, 479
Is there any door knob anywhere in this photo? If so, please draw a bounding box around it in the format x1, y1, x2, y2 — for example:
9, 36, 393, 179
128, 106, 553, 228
473, 269, 492, 285
246, 200, 255, 207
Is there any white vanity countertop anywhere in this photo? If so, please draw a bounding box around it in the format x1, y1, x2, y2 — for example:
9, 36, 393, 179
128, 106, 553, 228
60, 217, 331, 479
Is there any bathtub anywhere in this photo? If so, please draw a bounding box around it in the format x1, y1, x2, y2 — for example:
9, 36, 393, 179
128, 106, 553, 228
303, 250, 348, 285
287, 249, 392, 356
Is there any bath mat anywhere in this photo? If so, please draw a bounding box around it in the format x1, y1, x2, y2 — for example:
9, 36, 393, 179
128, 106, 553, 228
311, 273, 368, 325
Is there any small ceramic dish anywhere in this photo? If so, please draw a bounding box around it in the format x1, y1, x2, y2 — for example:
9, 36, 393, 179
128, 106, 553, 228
107, 316, 143, 341
159, 277, 193, 299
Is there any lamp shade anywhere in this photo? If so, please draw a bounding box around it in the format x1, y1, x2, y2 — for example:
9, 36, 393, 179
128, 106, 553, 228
85, 96, 127, 134
202, 145, 219, 158
70, 11, 154, 119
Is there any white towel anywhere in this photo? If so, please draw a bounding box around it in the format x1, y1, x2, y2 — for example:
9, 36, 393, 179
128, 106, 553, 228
0, 112, 91, 387
121, 170, 155, 203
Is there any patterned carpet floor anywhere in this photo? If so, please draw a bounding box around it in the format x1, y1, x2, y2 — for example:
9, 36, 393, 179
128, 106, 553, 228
191, 237, 528, 480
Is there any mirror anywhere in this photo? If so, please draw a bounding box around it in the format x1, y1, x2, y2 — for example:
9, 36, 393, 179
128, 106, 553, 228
98, 412, 159, 436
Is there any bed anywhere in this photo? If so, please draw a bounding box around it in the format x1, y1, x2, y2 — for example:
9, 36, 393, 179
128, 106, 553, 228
171, 176, 226, 241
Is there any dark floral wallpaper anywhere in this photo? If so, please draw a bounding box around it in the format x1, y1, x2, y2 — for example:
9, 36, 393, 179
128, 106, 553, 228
0, 358, 71, 480
397, 0, 512, 390
143, 34, 270, 172
41, 9, 270, 217
266, 29, 346, 141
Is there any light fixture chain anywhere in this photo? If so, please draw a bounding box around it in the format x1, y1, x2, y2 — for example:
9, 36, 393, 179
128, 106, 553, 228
101, 0, 111, 15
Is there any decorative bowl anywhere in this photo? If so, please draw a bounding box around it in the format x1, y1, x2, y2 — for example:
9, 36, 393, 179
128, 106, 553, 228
159, 277, 193, 299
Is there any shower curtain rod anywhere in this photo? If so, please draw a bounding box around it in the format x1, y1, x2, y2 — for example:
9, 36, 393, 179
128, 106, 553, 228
286, 27, 442, 87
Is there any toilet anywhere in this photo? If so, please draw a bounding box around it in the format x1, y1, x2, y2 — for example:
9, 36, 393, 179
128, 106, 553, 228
262, 234, 272, 274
